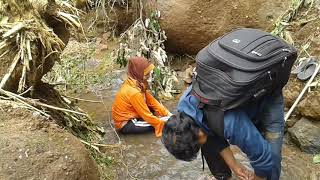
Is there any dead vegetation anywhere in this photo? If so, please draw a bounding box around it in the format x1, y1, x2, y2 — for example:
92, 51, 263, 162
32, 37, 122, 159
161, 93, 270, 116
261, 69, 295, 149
0, 0, 113, 177
270, 0, 320, 122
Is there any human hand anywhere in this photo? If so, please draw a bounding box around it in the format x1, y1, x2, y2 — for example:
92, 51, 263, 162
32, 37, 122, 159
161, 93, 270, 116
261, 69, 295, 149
232, 164, 254, 180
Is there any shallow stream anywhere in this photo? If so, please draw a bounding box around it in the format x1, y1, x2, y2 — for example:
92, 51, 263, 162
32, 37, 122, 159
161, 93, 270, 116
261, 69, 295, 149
78, 74, 320, 180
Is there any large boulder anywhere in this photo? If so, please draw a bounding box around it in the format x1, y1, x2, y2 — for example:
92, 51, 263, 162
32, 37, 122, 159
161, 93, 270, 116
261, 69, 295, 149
0, 104, 100, 180
297, 91, 320, 120
288, 117, 320, 154
145, 0, 290, 54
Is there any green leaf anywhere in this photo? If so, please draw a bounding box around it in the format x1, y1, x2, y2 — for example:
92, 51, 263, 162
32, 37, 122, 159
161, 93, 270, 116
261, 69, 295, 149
313, 154, 320, 164
154, 67, 161, 77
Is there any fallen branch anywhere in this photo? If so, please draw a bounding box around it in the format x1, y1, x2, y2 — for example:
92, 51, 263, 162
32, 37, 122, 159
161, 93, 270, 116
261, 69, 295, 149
27, 99, 89, 117
92, 142, 121, 148
80, 139, 101, 153
0, 88, 51, 117
62, 95, 102, 103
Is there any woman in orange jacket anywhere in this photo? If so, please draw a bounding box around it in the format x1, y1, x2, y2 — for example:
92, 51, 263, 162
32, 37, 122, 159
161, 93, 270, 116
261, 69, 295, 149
112, 57, 171, 137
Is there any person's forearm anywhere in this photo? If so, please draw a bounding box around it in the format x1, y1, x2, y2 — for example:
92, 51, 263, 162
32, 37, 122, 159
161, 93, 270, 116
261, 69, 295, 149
220, 147, 266, 180
219, 146, 238, 171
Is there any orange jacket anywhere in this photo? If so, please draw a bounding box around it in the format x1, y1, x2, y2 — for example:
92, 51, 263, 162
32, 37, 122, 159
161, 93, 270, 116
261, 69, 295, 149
112, 78, 169, 137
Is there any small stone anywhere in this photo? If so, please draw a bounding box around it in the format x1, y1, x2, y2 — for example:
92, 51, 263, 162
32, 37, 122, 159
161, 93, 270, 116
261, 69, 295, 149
32, 111, 41, 117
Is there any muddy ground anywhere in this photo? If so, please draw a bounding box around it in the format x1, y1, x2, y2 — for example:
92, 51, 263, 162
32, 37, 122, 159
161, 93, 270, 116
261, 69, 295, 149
0, 103, 100, 180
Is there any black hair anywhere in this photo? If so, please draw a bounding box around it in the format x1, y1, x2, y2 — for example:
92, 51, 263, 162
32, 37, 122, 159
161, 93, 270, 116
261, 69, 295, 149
161, 112, 201, 161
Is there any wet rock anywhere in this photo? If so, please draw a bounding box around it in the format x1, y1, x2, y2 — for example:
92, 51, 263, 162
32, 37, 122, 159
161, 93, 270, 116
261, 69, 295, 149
297, 91, 320, 120
288, 117, 320, 153
0, 106, 100, 180
144, 0, 290, 54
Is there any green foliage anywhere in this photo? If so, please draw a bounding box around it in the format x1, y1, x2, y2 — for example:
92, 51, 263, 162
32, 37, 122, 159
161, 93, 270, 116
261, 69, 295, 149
88, 145, 117, 180
114, 10, 178, 99
149, 11, 161, 32
313, 154, 320, 164
44, 41, 112, 93
271, 0, 314, 37
116, 47, 127, 68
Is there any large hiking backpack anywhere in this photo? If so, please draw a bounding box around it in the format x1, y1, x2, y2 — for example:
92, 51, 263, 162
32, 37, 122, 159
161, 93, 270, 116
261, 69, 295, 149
192, 28, 297, 136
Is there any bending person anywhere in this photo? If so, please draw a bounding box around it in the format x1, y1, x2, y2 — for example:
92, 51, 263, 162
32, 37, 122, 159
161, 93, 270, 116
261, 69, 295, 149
112, 57, 171, 137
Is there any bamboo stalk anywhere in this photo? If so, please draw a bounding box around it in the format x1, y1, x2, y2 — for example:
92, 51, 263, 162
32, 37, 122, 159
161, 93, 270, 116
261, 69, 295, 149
0, 52, 21, 89
20, 33, 25, 62
18, 63, 27, 93
57, 12, 81, 28
0, 49, 10, 58
68, 113, 81, 122
2, 22, 25, 38
26, 39, 32, 61
285, 64, 320, 121
0, 40, 7, 50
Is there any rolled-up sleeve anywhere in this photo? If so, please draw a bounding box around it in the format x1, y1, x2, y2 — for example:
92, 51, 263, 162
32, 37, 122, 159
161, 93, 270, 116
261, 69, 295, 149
145, 91, 169, 117
130, 92, 164, 137
224, 109, 273, 178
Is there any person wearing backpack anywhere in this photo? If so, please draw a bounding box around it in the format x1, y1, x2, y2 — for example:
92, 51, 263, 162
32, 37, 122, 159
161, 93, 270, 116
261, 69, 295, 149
162, 85, 283, 180
161, 28, 297, 180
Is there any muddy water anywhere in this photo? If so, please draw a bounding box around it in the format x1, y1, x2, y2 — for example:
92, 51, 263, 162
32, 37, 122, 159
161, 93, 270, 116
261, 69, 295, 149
78, 76, 320, 180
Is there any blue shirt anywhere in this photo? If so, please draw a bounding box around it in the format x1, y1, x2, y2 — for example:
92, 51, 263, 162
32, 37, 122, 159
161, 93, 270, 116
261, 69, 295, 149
177, 86, 273, 178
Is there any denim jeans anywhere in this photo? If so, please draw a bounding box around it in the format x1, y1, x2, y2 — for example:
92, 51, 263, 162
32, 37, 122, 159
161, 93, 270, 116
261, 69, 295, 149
202, 93, 285, 180
255, 92, 285, 180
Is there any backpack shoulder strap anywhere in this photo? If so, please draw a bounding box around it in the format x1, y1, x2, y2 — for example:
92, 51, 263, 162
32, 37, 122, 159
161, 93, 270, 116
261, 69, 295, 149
202, 105, 225, 137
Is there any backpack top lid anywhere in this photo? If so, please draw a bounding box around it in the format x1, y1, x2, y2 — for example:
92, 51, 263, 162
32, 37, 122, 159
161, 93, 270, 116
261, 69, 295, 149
192, 28, 297, 107
200, 28, 296, 72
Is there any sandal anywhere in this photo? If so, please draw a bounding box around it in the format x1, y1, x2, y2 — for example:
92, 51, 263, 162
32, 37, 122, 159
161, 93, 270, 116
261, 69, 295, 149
297, 57, 319, 81
291, 57, 310, 74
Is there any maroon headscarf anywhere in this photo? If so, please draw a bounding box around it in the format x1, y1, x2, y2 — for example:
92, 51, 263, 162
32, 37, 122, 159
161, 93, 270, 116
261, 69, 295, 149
127, 57, 154, 90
